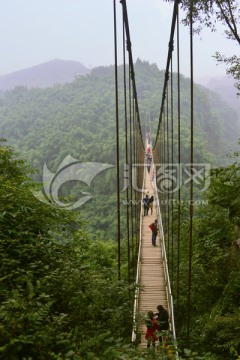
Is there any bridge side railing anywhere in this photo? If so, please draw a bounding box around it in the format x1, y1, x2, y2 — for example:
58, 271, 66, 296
131, 163, 146, 343
152, 162, 177, 341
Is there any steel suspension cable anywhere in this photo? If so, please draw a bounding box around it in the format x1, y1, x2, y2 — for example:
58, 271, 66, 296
153, 0, 180, 150
166, 85, 170, 261
135, 110, 141, 257
187, 0, 194, 347
170, 59, 174, 285
128, 63, 134, 278
120, 0, 145, 280
113, 0, 121, 282
132, 97, 137, 268
135, 112, 140, 254
122, 6, 130, 286
133, 99, 140, 264
176, 3, 181, 336
163, 108, 167, 238
120, 0, 144, 149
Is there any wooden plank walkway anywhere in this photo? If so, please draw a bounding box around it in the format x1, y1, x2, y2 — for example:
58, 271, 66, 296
138, 164, 168, 348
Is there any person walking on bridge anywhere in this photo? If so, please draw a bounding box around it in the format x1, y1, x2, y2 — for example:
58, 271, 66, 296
149, 219, 159, 246
143, 194, 150, 216
148, 195, 154, 215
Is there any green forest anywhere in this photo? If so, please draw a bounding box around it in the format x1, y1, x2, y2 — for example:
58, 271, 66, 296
0, 60, 240, 359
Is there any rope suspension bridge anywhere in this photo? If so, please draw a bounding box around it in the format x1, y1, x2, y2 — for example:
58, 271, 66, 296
0, 0, 239, 359
113, 0, 196, 355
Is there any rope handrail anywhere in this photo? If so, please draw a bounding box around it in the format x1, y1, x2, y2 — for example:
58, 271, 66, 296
152, 162, 177, 341
131, 164, 146, 343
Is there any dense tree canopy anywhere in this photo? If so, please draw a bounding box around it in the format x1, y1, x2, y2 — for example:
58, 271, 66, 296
0, 142, 137, 359
0, 61, 238, 240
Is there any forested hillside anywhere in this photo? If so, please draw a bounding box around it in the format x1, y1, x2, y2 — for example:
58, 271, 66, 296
0, 60, 239, 240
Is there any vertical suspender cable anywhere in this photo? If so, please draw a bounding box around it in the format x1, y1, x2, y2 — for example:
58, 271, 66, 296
122, 8, 130, 286
162, 111, 165, 168
170, 59, 174, 285
158, 124, 161, 166
176, 3, 181, 335
187, 0, 194, 347
132, 98, 136, 265
163, 109, 166, 234
151, 0, 180, 263
133, 100, 138, 263
166, 85, 170, 260
129, 64, 134, 276
136, 112, 141, 254
152, 0, 179, 149
160, 115, 164, 227
121, 0, 144, 148
113, 0, 121, 282
135, 111, 140, 253
120, 0, 145, 277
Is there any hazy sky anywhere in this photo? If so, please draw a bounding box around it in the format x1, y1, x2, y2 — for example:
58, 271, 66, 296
0, 0, 239, 82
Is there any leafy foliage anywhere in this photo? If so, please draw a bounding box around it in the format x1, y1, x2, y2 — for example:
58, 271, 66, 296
172, 152, 240, 358
0, 142, 136, 359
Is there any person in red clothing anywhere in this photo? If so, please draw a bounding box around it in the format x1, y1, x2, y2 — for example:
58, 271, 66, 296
145, 311, 159, 349
149, 219, 159, 246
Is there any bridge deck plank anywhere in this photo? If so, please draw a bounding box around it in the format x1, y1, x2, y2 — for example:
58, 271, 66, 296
137, 165, 168, 348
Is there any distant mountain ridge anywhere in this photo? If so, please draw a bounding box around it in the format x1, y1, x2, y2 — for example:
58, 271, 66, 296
0, 60, 238, 118
0, 59, 90, 90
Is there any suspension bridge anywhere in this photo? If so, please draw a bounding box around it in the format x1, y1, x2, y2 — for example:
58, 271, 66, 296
113, 0, 196, 356
131, 140, 175, 349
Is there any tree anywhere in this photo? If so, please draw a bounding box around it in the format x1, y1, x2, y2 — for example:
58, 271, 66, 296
175, 0, 240, 95
0, 141, 137, 359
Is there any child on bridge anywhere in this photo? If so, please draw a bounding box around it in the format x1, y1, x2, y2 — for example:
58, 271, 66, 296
145, 310, 158, 349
